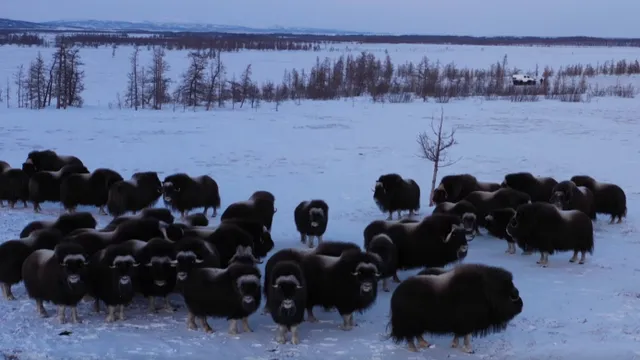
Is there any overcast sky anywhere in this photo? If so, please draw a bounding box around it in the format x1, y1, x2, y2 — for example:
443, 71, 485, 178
3, 0, 637, 37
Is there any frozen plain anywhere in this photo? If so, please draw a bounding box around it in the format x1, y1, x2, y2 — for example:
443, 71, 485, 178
0, 43, 640, 360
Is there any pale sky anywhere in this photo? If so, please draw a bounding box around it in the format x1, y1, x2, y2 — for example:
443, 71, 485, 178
2, 0, 635, 37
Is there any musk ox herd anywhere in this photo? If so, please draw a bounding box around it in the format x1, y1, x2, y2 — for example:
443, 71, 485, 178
0, 150, 629, 354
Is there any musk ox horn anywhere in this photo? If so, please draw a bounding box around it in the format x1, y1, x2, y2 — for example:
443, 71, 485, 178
273, 207, 278, 214
195, 258, 204, 264
272, 284, 279, 288
133, 262, 140, 267
169, 260, 178, 265
351, 271, 359, 276
145, 262, 153, 267
109, 264, 116, 269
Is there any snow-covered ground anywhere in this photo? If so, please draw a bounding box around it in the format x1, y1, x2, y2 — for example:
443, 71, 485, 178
1, 43, 640, 359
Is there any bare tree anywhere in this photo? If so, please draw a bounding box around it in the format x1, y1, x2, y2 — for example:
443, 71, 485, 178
5, 78, 10, 108
124, 45, 141, 110
417, 107, 460, 206
147, 46, 171, 110
174, 50, 208, 110
204, 49, 224, 110
239, 64, 253, 108
14, 64, 27, 108
27, 52, 47, 109
51, 41, 85, 109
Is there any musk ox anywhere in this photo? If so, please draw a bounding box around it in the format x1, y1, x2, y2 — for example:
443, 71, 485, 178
106, 172, 163, 217
220, 190, 277, 231
267, 260, 307, 345
570, 175, 627, 223
221, 218, 274, 259
162, 173, 221, 218
373, 173, 421, 220
501, 172, 558, 202
0, 228, 64, 300
20, 212, 97, 238
549, 181, 596, 220
101, 208, 175, 232
388, 264, 523, 353
432, 174, 500, 205
22, 150, 84, 175
180, 262, 262, 334
59, 168, 124, 214
21, 242, 89, 324
28, 164, 89, 213
484, 208, 519, 254
136, 238, 178, 313
264, 248, 381, 329
432, 200, 479, 238
294, 199, 329, 248
173, 236, 221, 285
196, 222, 265, 267
385, 214, 469, 273
65, 218, 172, 256
88, 240, 145, 322
0, 161, 29, 208
506, 202, 594, 267
182, 213, 209, 227
462, 188, 531, 227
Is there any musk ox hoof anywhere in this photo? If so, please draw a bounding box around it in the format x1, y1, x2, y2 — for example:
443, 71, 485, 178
407, 343, 419, 352
276, 335, 286, 344
462, 347, 475, 354
339, 324, 353, 331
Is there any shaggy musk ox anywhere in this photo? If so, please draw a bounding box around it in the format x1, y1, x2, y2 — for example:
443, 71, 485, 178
28, 164, 89, 212
162, 173, 221, 218
385, 213, 470, 273
20, 212, 97, 238
0, 161, 29, 208
462, 188, 531, 227
136, 238, 178, 313
484, 208, 519, 254
101, 208, 175, 232
432, 174, 500, 205
22, 150, 84, 175
294, 199, 329, 248
570, 175, 627, 223
432, 200, 479, 238
373, 173, 421, 220
88, 240, 145, 322
267, 260, 307, 345
60, 168, 124, 214
106, 172, 163, 217
501, 172, 558, 202
549, 181, 596, 220
506, 202, 594, 267
21, 242, 89, 324
388, 264, 523, 353
220, 190, 277, 232
0, 228, 64, 300
180, 262, 262, 334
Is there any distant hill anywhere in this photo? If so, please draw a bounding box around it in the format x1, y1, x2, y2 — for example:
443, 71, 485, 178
0, 18, 375, 35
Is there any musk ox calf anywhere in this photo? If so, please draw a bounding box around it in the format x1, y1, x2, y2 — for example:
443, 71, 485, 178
101, 208, 175, 232
220, 190, 277, 231
21, 242, 89, 324
484, 208, 519, 254
22, 150, 84, 175
60, 168, 124, 214
106, 172, 163, 217
373, 173, 421, 220
432, 200, 479, 238
28, 164, 89, 213
181, 262, 262, 334
162, 173, 221, 218
507, 202, 594, 267
386, 214, 469, 274
501, 172, 558, 202
432, 174, 500, 205
549, 181, 596, 220
20, 212, 97, 238
294, 199, 329, 248
88, 239, 145, 322
267, 260, 307, 345
0, 161, 29, 208
463, 188, 531, 227
0, 228, 64, 300
388, 264, 523, 353
570, 175, 627, 223
136, 238, 178, 313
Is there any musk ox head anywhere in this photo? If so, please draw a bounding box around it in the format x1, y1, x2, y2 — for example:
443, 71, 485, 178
174, 250, 204, 282
506, 203, 543, 243
549, 181, 576, 210
271, 274, 304, 316
234, 270, 262, 313
443, 224, 470, 261
162, 181, 179, 204
143, 254, 177, 288
108, 254, 140, 292
432, 183, 448, 204
253, 226, 274, 260
461, 213, 477, 241
55, 243, 89, 293
308, 207, 326, 228
485, 208, 516, 239
479, 266, 524, 324
351, 260, 381, 299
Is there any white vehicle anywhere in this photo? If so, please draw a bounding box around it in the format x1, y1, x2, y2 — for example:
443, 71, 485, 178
512, 74, 540, 85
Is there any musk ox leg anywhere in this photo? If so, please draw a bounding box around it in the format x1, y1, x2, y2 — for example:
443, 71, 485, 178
33, 202, 41, 213
202, 207, 208, 217
291, 325, 300, 345
242, 317, 253, 332
386, 212, 393, 220
407, 339, 419, 352
228, 319, 238, 335
317, 235, 323, 245
569, 251, 579, 263
307, 235, 315, 248
579, 251, 587, 265
70, 306, 80, 324
23, 200, 28, 208
1, 283, 16, 300
105, 305, 117, 322
261, 304, 270, 315
275, 325, 287, 344
300, 233, 307, 244
98, 205, 107, 215
186, 312, 198, 330
0, 200, 4, 207
57, 305, 67, 324
382, 278, 390, 292
93, 299, 101, 313
536, 252, 549, 267
200, 317, 214, 333
339, 313, 354, 331
306, 308, 318, 323
212, 208, 218, 218
392, 272, 401, 283
417, 335, 430, 348
9, 201, 17, 209
148, 297, 157, 313
452, 334, 474, 353
162, 297, 174, 313
118, 305, 126, 321
521, 245, 533, 255
506, 242, 516, 254
36, 299, 48, 317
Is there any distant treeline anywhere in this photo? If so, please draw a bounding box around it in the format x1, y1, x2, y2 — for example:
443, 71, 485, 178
3, 30, 640, 50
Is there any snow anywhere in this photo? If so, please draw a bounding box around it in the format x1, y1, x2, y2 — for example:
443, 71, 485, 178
1, 43, 640, 359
